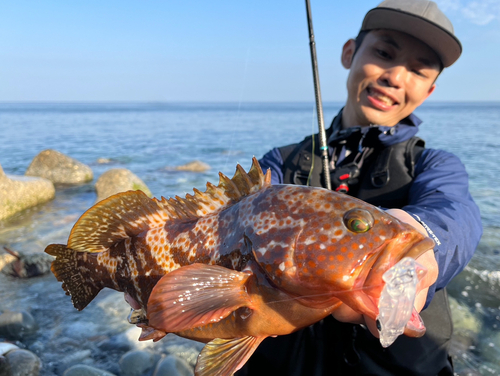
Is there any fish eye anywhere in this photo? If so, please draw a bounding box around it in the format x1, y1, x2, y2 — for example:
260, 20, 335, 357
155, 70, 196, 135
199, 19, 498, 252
343, 209, 374, 233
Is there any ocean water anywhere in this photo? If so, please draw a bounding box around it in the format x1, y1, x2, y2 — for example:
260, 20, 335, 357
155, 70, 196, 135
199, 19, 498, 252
0, 102, 499, 375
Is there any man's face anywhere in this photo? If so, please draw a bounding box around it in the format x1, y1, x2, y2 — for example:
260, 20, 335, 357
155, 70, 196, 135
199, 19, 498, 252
341, 29, 441, 127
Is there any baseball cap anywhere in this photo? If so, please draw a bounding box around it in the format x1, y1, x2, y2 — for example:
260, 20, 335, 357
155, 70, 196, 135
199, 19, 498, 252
361, 0, 462, 67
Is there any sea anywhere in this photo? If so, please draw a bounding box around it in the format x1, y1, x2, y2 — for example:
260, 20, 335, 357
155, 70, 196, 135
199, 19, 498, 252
0, 102, 499, 375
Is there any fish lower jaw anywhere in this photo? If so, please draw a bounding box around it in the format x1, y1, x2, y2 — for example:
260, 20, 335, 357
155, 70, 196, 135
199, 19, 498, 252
403, 308, 426, 337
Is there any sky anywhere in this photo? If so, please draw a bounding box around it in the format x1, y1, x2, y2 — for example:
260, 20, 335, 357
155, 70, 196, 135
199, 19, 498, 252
1, 0, 499, 102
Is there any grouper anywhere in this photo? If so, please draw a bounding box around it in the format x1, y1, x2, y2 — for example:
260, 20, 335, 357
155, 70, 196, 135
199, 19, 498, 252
45, 158, 434, 376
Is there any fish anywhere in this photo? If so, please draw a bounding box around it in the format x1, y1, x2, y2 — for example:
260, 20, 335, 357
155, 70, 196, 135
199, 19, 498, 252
45, 158, 434, 376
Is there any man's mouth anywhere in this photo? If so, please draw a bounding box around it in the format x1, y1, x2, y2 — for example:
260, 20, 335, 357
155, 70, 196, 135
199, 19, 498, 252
366, 87, 398, 107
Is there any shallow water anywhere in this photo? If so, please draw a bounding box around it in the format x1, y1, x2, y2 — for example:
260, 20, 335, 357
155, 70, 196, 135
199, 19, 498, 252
1, 102, 499, 375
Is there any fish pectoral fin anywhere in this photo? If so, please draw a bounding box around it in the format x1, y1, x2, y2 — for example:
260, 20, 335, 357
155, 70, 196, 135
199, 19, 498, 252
147, 263, 253, 333
195, 336, 265, 376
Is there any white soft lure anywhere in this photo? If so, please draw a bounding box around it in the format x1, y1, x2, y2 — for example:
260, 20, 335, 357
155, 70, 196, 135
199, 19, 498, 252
377, 257, 427, 347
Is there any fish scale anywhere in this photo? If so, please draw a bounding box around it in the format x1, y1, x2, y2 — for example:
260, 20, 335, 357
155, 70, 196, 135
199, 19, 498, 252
45, 157, 435, 376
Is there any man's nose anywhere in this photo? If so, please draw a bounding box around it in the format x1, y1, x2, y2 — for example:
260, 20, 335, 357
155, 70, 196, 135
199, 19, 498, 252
379, 65, 406, 89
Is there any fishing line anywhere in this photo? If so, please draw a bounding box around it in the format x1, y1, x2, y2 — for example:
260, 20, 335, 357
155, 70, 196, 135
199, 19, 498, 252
307, 103, 316, 186
223, 47, 251, 172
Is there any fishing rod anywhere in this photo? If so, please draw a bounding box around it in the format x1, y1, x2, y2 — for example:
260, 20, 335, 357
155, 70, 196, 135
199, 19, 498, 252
305, 0, 331, 190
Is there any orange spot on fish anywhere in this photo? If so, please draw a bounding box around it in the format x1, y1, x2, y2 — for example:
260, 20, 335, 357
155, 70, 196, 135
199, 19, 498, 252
319, 234, 328, 242
351, 243, 359, 250
327, 245, 336, 253
315, 269, 324, 276
323, 223, 331, 230
347, 252, 354, 259
374, 237, 381, 243
328, 264, 335, 270
317, 254, 326, 262
340, 246, 347, 253
308, 260, 317, 268
337, 255, 345, 262
334, 230, 342, 236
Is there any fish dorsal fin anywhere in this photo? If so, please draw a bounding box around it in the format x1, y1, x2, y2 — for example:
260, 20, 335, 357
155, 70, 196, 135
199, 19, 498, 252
155, 157, 271, 219
67, 158, 270, 253
68, 190, 169, 252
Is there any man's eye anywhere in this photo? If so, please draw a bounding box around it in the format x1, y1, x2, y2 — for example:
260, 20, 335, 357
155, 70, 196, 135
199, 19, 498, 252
412, 69, 427, 78
376, 49, 391, 59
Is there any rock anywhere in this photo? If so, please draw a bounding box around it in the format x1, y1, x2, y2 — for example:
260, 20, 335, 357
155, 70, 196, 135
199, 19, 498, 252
152, 355, 193, 376
0, 355, 10, 376
57, 350, 92, 374
1, 247, 53, 278
25, 149, 93, 185
161, 338, 204, 368
119, 350, 155, 376
4, 349, 41, 376
114, 327, 154, 351
174, 161, 210, 172
0, 164, 55, 221
63, 365, 116, 376
0, 343, 19, 355
0, 311, 38, 340
95, 169, 152, 202
449, 296, 482, 347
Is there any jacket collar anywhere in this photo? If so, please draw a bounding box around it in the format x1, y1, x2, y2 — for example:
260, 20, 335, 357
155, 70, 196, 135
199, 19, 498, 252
328, 108, 422, 147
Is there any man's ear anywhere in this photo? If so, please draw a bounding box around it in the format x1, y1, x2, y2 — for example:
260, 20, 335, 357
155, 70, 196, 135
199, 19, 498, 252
341, 39, 356, 69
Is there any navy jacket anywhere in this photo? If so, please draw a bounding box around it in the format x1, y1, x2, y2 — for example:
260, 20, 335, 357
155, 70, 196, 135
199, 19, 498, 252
259, 112, 482, 308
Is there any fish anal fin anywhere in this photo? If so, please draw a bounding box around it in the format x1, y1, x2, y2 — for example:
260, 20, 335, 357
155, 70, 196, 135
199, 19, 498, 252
147, 264, 252, 333
137, 324, 167, 342
195, 336, 265, 376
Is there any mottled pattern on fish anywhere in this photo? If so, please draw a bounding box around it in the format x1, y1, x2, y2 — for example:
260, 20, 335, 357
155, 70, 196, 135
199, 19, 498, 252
45, 158, 434, 376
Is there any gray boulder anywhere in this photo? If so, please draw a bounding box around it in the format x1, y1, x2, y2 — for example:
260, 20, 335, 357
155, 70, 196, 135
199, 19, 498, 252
153, 355, 193, 376
0, 164, 55, 221
4, 349, 41, 376
63, 365, 116, 376
174, 161, 210, 172
0, 310, 38, 340
95, 169, 152, 203
25, 149, 93, 185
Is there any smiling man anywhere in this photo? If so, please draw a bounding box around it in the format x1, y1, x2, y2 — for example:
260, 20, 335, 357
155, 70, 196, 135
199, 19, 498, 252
237, 1, 482, 375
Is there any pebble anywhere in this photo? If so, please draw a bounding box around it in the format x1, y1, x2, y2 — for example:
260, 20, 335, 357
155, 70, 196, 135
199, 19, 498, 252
57, 350, 92, 374
4, 349, 41, 376
0, 343, 18, 355
63, 365, 117, 376
153, 355, 193, 376
119, 350, 155, 376
0, 311, 38, 340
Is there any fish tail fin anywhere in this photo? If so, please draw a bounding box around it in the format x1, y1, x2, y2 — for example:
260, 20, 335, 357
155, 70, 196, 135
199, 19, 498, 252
45, 244, 101, 310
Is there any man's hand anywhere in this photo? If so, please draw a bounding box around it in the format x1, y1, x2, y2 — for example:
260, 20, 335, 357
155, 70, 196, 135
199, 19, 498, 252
331, 209, 438, 337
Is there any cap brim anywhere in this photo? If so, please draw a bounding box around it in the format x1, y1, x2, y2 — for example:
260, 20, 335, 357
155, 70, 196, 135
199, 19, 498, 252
362, 8, 462, 67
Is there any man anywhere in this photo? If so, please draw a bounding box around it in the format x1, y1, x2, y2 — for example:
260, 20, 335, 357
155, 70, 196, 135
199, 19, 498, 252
237, 1, 482, 375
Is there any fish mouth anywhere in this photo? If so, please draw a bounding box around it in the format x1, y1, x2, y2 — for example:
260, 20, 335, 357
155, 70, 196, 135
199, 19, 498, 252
356, 233, 435, 319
